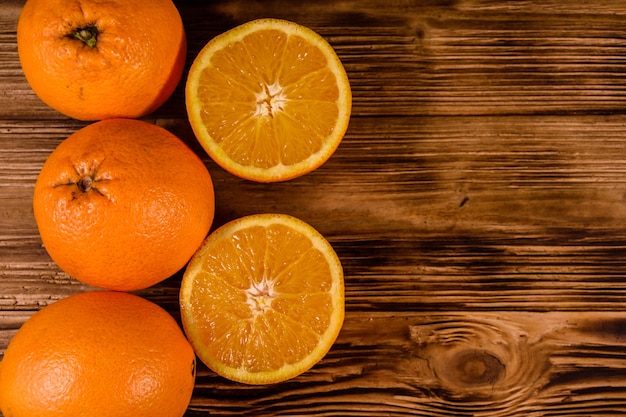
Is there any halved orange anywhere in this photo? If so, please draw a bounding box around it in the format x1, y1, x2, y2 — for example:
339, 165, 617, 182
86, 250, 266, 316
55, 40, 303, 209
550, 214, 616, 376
179, 213, 344, 384
185, 18, 352, 182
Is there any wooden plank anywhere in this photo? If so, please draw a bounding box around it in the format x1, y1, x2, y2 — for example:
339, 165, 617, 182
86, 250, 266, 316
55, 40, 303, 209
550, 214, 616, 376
184, 311, 626, 416
4, 1, 626, 118
3, 114, 626, 314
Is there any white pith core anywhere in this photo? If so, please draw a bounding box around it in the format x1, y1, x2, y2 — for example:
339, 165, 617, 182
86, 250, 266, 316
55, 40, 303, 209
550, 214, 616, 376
245, 278, 277, 315
254, 81, 287, 118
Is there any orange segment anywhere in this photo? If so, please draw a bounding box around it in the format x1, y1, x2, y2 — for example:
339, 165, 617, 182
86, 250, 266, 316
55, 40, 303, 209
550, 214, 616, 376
186, 18, 352, 182
179, 213, 344, 384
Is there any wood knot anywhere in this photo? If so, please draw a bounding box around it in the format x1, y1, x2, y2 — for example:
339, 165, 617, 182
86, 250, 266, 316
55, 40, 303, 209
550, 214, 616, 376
436, 348, 504, 388
408, 315, 548, 405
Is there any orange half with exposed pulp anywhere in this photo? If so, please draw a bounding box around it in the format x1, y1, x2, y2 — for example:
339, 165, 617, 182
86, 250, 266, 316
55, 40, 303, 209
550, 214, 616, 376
186, 18, 352, 182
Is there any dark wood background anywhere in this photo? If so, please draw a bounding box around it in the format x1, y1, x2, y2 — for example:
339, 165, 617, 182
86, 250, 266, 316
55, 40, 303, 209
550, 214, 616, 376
3, 0, 626, 415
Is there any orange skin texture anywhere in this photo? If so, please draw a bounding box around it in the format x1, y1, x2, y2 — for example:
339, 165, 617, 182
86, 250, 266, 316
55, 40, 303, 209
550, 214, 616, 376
17, 0, 186, 120
0, 291, 196, 417
32, 118, 215, 291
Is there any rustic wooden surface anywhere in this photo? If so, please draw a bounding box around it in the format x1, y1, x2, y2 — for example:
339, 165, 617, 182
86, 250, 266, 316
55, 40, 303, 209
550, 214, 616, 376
3, 0, 626, 415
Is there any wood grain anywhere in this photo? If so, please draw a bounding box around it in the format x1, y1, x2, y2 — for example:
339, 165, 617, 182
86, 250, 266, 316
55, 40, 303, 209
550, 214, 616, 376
184, 312, 626, 416
2, 0, 626, 415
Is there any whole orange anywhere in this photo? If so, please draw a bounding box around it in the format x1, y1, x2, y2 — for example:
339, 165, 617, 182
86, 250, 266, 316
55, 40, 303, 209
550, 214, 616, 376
16, 0, 186, 120
33, 118, 215, 291
0, 291, 196, 417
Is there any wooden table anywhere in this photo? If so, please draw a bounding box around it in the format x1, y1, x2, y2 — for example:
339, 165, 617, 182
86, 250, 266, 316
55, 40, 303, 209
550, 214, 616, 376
2, 0, 626, 415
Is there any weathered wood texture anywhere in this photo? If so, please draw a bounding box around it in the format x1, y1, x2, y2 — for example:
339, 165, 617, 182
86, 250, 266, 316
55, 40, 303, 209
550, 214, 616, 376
2, 0, 626, 415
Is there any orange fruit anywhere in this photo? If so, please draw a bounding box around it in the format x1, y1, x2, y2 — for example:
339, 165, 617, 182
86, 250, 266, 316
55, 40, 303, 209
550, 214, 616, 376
179, 213, 344, 384
186, 18, 352, 182
0, 291, 196, 417
33, 118, 215, 291
17, 0, 186, 121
